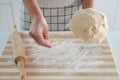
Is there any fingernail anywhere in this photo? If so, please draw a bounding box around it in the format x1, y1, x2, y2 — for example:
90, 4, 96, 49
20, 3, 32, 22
47, 41, 52, 48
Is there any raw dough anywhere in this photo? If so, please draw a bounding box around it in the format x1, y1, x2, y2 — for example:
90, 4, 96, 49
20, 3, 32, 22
68, 8, 108, 43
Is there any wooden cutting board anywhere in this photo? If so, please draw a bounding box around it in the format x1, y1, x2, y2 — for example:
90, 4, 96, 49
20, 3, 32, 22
0, 31, 119, 80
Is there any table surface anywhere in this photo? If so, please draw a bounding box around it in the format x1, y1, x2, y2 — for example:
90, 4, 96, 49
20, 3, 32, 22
0, 31, 120, 77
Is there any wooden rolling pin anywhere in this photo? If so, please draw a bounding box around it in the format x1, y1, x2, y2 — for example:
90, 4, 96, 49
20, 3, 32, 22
11, 25, 26, 80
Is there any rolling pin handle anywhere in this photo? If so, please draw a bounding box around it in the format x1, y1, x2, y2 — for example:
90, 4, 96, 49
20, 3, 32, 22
12, 25, 17, 31
17, 60, 26, 80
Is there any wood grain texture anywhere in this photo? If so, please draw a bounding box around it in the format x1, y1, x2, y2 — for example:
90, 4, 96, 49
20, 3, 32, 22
0, 31, 119, 80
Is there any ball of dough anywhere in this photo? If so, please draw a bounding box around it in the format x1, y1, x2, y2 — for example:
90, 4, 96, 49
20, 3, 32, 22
68, 8, 108, 43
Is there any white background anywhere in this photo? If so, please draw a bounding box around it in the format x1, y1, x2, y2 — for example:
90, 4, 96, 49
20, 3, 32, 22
0, 0, 120, 31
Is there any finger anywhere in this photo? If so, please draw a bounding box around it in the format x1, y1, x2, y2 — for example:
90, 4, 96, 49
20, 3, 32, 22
29, 31, 51, 48
44, 30, 52, 47
43, 28, 49, 39
44, 29, 50, 41
43, 32, 51, 48
38, 32, 51, 48
45, 40, 51, 48
29, 31, 41, 45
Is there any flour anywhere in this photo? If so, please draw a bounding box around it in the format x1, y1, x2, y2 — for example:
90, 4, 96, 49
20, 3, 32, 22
29, 40, 88, 64
28, 40, 105, 75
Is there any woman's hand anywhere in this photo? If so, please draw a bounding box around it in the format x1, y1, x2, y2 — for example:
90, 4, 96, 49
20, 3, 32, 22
29, 15, 51, 48
22, 0, 51, 48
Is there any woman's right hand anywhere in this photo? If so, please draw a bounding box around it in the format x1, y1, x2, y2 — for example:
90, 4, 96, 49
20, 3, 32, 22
29, 15, 51, 48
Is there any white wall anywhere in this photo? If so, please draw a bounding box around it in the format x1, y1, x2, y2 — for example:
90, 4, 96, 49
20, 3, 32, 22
11, 0, 21, 30
0, 0, 14, 31
0, 0, 21, 31
0, 0, 120, 31
94, 0, 120, 31
114, 0, 120, 31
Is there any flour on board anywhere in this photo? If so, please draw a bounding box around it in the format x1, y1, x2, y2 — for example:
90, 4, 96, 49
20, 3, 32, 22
28, 40, 105, 69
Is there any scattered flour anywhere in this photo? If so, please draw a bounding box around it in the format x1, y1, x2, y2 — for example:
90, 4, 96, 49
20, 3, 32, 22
28, 40, 105, 75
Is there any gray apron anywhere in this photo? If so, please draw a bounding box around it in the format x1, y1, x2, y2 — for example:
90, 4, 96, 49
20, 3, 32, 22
20, 0, 82, 31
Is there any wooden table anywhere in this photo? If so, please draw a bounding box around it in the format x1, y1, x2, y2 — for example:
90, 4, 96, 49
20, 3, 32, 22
0, 31, 119, 80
